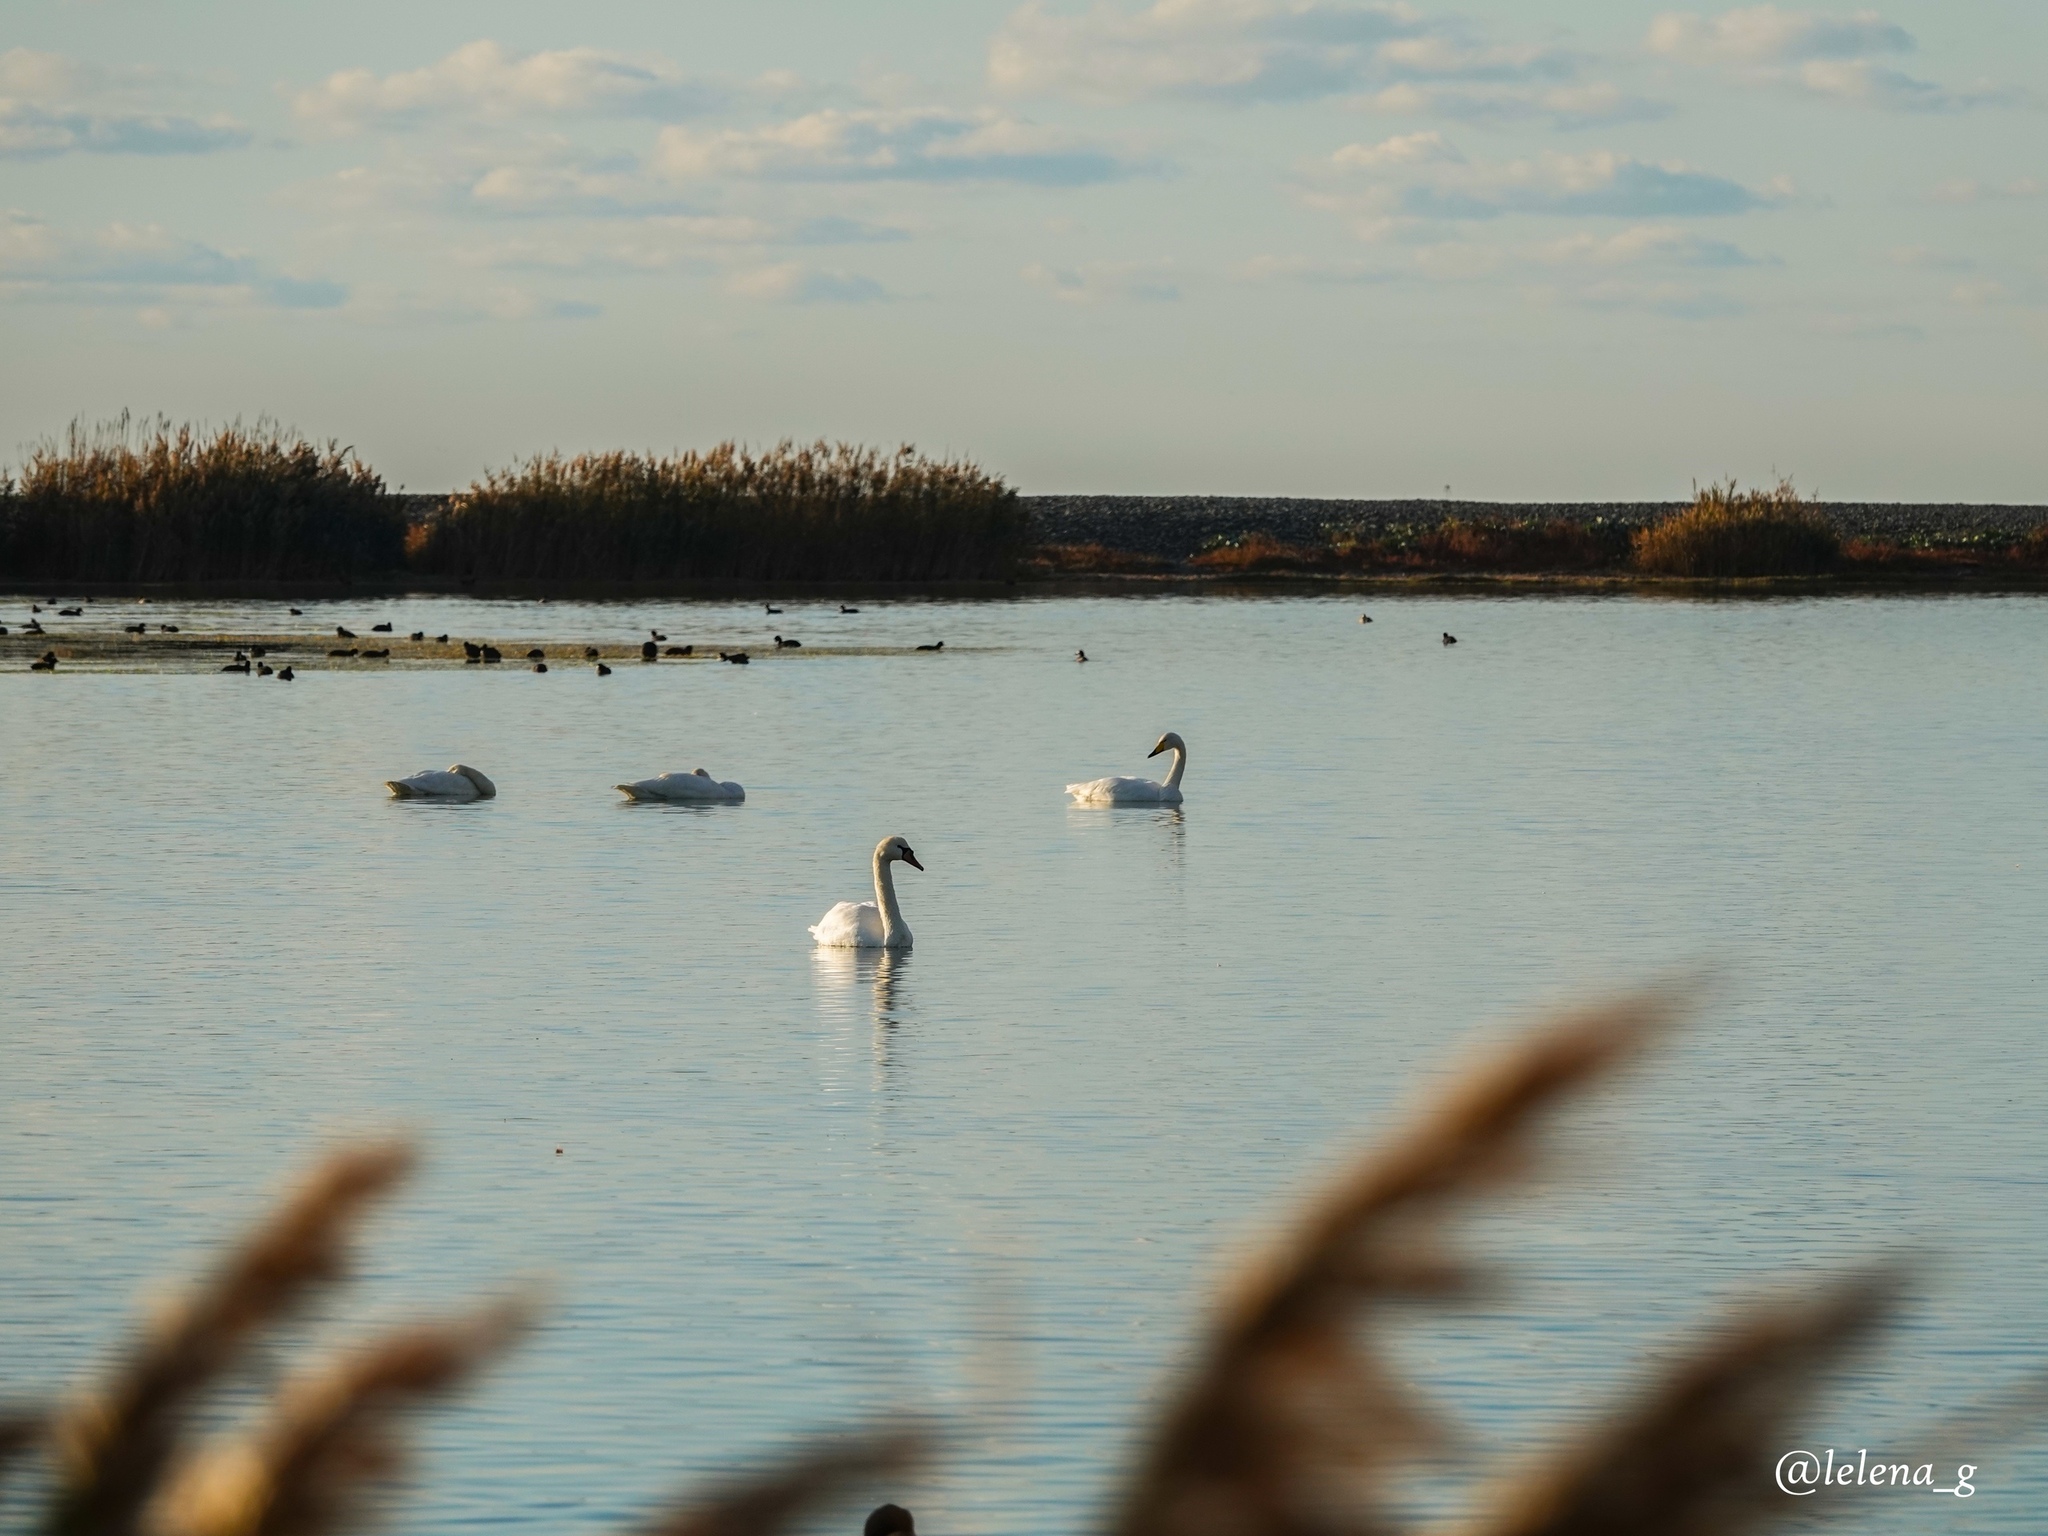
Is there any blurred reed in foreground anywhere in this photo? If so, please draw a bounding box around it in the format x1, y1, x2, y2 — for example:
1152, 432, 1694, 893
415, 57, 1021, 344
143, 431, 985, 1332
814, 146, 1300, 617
0, 416, 398, 584
1, 988, 2026, 1536
407, 442, 1025, 583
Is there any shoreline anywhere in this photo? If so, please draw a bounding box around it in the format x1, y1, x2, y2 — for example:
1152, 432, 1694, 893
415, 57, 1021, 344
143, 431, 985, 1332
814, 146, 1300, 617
7, 566, 2048, 603
5, 499, 2045, 599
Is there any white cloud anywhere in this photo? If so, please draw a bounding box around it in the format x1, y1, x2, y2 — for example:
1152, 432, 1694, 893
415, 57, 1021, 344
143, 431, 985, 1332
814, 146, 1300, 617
456, 214, 907, 275
1531, 224, 1768, 267
655, 108, 1144, 185
0, 48, 249, 158
1331, 130, 1461, 170
1794, 59, 2016, 111
1646, 6, 1911, 65
726, 262, 889, 303
1357, 79, 1669, 128
338, 284, 602, 325
989, 0, 1589, 106
1887, 245, 1970, 271
1646, 8, 2020, 111
0, 211, 343, 309
1326, 141, 1778, 221
1929, 176, 2043, 205
292, 140, 703, 221
1230, 254, 1391, 284
294, 40, 716, 130
1022, 259, 1179, 303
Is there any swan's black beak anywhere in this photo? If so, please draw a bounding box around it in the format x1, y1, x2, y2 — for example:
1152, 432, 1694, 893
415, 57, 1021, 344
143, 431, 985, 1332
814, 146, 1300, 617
1148, 741, 1167, 757
900, 848, 924, 871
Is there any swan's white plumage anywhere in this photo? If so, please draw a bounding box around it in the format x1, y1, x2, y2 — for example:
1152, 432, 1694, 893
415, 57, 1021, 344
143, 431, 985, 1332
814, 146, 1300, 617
1065, 732, 1186, 805
616, 768, 745, 803
810, 900, 887, 947
1065, 774, 1180, 805
810, 835, 922, 949
387, 764, 496, 801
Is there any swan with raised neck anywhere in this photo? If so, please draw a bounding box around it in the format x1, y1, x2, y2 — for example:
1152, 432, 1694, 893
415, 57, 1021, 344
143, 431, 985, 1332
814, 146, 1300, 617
1064, 732, 1186, 805
810, 835, 924, 948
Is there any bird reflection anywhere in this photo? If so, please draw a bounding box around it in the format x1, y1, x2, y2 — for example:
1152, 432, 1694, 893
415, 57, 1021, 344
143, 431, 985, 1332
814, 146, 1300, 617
811, 947, 913, 1093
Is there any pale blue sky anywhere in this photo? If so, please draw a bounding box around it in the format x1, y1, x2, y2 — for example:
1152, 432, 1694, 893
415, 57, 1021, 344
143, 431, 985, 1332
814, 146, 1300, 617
2, 1, 2042, 496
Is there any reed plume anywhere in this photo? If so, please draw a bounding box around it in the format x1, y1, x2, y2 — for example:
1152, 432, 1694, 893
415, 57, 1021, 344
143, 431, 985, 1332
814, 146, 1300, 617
3, 1408, 44, 1486
1107, 990, 1679, 1536
47, 1142, 414, 1536
1459, 1278, 1890, 1536
148, 1301, 533, 1536
637, 1426, 924, 1536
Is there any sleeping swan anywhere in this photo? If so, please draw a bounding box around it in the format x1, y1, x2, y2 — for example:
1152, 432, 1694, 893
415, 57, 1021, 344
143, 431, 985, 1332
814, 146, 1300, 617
386, 764, 497, 801
810, 835, 923, 949
1065, 732, 1186, 806
616, 768, 745, 803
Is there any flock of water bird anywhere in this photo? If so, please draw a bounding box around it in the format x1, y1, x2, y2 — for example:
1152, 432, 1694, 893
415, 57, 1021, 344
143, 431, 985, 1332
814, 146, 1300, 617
384, 729, 1190, 952
21, 597, 1458, 948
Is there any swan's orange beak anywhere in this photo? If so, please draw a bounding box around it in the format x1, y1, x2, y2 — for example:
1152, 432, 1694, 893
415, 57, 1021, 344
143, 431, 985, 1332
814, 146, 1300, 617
900, 847, 924, 871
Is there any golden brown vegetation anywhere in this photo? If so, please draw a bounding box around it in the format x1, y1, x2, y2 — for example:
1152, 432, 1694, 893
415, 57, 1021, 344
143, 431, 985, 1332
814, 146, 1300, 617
1187, 533, 1338, 574
1, 991, 2030, 1536
1631, 481, 1841, 578
0, 416, 397, 584
408, 442, 1025, 583
1028, 542, 1177, 575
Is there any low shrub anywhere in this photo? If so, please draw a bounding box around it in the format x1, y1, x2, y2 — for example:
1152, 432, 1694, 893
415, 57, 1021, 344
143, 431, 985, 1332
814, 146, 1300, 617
1632, 480, 1840, 578
1404, 517, 1625, 571
1029, 542, 1175, 574
409, 441, 1025, 583
1188, 532, 1335, 573
0, 414, 398, 583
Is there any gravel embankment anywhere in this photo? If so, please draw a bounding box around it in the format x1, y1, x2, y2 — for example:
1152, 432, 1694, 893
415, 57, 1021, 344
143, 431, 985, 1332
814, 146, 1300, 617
1022, 496, 2046, 561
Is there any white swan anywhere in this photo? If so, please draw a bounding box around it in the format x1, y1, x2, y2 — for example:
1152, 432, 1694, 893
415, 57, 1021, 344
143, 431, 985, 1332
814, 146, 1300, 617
615, 768, 745, 803
386, 764, 497, 801
810, 836, 923, 949
1065, 731, 1186, 805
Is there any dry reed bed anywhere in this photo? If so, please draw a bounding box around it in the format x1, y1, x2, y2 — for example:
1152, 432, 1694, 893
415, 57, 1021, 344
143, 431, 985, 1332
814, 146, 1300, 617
5, 987, 2027, 1536
1, 425, 1023, 588
407, 443, 1025, 584
0, 417, 399, 586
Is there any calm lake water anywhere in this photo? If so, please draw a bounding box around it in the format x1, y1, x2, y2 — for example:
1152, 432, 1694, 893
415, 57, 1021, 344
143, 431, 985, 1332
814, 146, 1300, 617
4, 591, 2045, 1534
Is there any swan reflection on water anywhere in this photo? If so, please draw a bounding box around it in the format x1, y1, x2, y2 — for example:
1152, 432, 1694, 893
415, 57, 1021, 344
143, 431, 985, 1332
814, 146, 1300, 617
811, 946, 912, 1087
812, 945, 911, 1022
1066, 800, 1185, 860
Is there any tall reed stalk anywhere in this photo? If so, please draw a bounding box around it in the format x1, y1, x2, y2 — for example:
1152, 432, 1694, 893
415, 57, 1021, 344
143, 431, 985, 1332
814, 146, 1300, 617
409, 442, 1024, 583
0, 416, 397, 584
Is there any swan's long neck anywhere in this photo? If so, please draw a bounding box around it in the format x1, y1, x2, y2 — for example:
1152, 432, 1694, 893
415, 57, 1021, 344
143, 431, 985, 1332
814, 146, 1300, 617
872, 849, 906, 943
1160, 743, 1186, 790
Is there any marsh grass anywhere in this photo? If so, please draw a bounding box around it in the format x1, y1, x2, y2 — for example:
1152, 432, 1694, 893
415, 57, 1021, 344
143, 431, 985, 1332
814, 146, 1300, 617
1183, 520, 1629, 577
1188, 533, 1337, 574
5, 986, 2018, 1536
0, 417, 397, 584
409, 443, 1024, 583
1632, 481, 1840, 578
